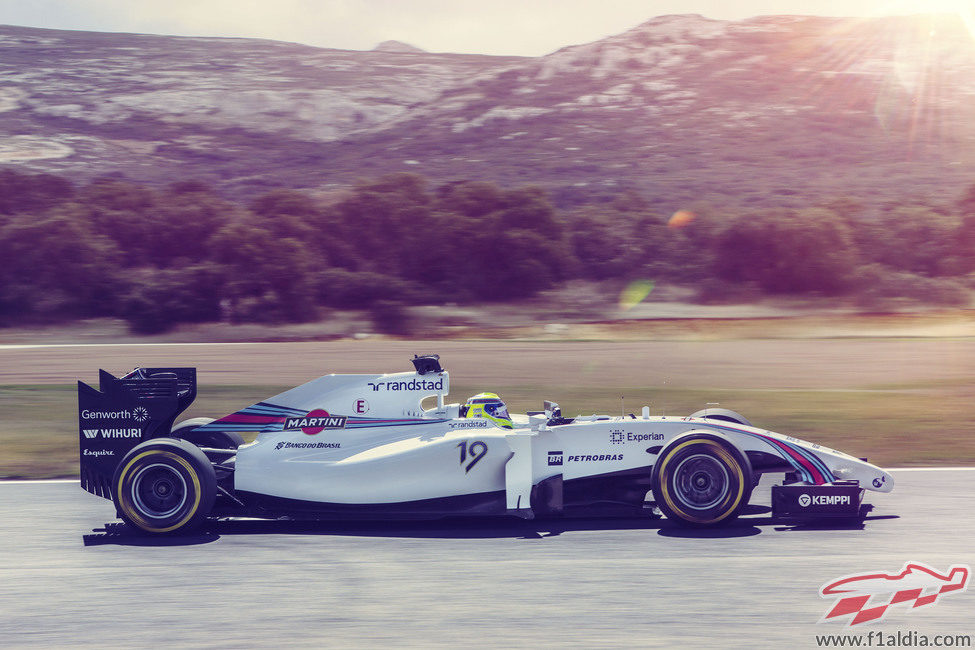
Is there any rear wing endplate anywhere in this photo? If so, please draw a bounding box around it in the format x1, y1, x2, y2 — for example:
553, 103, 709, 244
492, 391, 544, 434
78, 367, 197, 499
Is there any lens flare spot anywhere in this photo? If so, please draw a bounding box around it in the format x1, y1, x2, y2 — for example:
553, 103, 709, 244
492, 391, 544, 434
668, 210, 695, 228
619, 280, 655, 311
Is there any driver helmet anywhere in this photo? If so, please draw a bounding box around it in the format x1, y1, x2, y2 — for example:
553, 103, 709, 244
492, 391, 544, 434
464, 392, 513, 429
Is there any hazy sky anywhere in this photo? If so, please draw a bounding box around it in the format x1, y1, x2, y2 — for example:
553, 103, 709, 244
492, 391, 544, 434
0, 0, 971, 56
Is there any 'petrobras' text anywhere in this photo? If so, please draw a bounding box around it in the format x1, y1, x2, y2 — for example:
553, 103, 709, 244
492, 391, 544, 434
567, 454, 624, 462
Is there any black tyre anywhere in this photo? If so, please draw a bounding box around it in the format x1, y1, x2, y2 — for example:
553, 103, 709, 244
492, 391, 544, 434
172, 418, 244, 449
651, 432, 753, 527
112, 438, 217, 534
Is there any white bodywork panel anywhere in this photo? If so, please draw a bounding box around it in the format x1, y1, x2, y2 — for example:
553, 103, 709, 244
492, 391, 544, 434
217, 369, 893, 506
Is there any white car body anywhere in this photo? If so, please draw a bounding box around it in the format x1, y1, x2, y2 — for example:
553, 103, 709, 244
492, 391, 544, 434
79, 356, 893, 532
206, 365, 892, 515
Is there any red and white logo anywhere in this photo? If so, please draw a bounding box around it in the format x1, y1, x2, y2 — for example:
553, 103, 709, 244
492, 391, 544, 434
353, 399, 369, 414
819, 562, 970, 626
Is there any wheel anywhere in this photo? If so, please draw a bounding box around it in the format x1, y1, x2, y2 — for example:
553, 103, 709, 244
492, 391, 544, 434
172, 417, 244, 449
651, 432, 753, 527
112, 438, 217, 534
688, 408, 752, 427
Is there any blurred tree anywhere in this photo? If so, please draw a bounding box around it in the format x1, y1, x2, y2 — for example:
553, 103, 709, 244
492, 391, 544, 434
168, 180, 214, 195
250, 189, 320, 241
369, 300, 413, 335
68, 179, 239, 269
363, 173, 430, 206
713, 207, 859, 294
869, 207, 959, 276
209, 218, 317, 323
331, 173, 434, 276
426, 180, 568, 299
119, 264, 225, 334
0, 170, 74, 215
630, 210, 703, 281
853, 264, 969, 308
610, 188, 652, 213
80, 177, 155, 212
315, 269, 426, 308
588, 200, 720, 284
75, 178, 160, 267
435, 180, 505, 219
496, 186, 561, 234
428, 216, 562, 300
567, 207, 634, 280
957, 181, 975, 217
0, 210, 121, 322
150, 186, 238, 267
485, 228, 559, 298
822, 196, 868, 222
957, 182, 975, 273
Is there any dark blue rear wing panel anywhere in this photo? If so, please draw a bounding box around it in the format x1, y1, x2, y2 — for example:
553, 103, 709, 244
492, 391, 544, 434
78, 367, 197, 499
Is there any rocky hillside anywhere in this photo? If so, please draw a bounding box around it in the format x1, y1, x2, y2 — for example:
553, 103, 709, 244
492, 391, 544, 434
2, 14, 975, 209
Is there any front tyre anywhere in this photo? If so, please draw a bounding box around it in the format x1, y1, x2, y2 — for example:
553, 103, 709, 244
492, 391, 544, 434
651, 433, 753, 527
112, 438, 216, 534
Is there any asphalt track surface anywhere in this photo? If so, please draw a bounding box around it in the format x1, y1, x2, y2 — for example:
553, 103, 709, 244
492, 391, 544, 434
1, 471, 973, 649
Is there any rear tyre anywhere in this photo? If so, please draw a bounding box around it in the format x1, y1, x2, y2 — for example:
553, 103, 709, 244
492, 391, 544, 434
172, 418, 244, 449
651, 433, 753, 527
112, 438, 216, 534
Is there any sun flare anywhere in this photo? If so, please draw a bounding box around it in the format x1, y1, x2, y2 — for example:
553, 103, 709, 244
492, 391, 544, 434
878, 0, 975, 36
880, 0, 973, 15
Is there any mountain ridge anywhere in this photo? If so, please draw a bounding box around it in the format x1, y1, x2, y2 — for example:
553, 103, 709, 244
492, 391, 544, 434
1, 15, 974, 210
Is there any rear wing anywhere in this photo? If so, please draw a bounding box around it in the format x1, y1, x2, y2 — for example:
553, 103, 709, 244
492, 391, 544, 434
78, 367, 197, 499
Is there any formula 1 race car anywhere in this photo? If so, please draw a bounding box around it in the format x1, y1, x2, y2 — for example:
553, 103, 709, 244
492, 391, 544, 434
78, 355, 893, 534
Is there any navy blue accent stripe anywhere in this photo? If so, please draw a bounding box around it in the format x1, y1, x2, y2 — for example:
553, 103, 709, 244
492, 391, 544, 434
703, 422, 835, 484
246, 402, 306, 416
199, 423, 263, 428
762, 437, 817, 484
345, 419, 449, 429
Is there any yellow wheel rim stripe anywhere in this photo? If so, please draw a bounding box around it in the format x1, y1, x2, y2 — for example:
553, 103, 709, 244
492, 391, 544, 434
116, 449, 202, 533
658, 438, 745, 524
